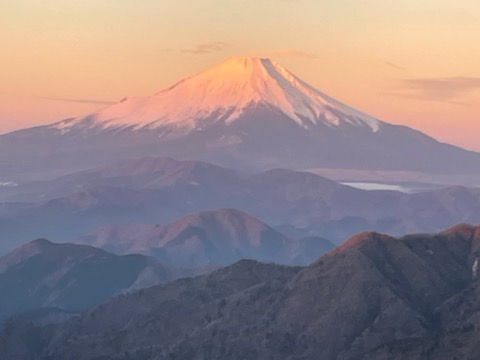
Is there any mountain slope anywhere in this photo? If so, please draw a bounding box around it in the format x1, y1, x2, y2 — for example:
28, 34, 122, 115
0, 239, 172, 321
2, 224, 480, 359
1, 57, 480, 183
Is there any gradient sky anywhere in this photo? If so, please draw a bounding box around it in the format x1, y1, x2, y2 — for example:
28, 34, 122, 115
1, 0, 479, 150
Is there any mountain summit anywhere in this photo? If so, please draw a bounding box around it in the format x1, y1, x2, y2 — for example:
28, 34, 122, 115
2, 56, 480, 182
54, 56, 380, 135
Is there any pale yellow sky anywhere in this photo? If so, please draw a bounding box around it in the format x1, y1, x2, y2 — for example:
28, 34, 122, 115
0, 0, 479, 149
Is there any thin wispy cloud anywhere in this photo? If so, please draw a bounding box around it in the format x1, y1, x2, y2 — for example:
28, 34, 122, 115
41, 97, 116, 105
384, 61, 406, 71
387, 77, 480, 104
262, 48, 317, 59
181, 42, 228, 55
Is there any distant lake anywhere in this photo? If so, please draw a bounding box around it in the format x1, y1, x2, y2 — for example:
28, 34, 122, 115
341, 182, 444, 193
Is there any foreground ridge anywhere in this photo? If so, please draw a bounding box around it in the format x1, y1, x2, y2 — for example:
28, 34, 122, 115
2, 224, 480, 359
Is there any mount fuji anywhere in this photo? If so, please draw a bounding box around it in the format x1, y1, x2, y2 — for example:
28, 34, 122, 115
2, 56, 480, 182
54, 56, 381, 134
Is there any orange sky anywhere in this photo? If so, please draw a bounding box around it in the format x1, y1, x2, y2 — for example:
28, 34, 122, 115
1, 1, 479, 150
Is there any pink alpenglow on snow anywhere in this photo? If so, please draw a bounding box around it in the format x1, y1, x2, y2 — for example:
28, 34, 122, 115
53, 57, 381, 135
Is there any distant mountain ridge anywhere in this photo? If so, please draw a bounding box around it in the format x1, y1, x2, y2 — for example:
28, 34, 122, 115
1, 57, 480, 183
76, 208, 335, 267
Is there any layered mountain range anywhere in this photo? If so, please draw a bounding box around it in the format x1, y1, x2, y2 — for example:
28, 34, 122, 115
1, 57, 480, 184
1, 157, 480, 256
2, 224, 480, 359
2, 56, 480, 359
0, 207, 336, 322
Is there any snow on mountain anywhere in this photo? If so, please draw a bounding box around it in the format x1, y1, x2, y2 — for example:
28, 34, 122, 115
53, 56, 380, 135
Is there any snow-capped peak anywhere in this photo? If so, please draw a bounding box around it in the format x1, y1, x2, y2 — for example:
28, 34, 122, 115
53, 56, 381, 133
